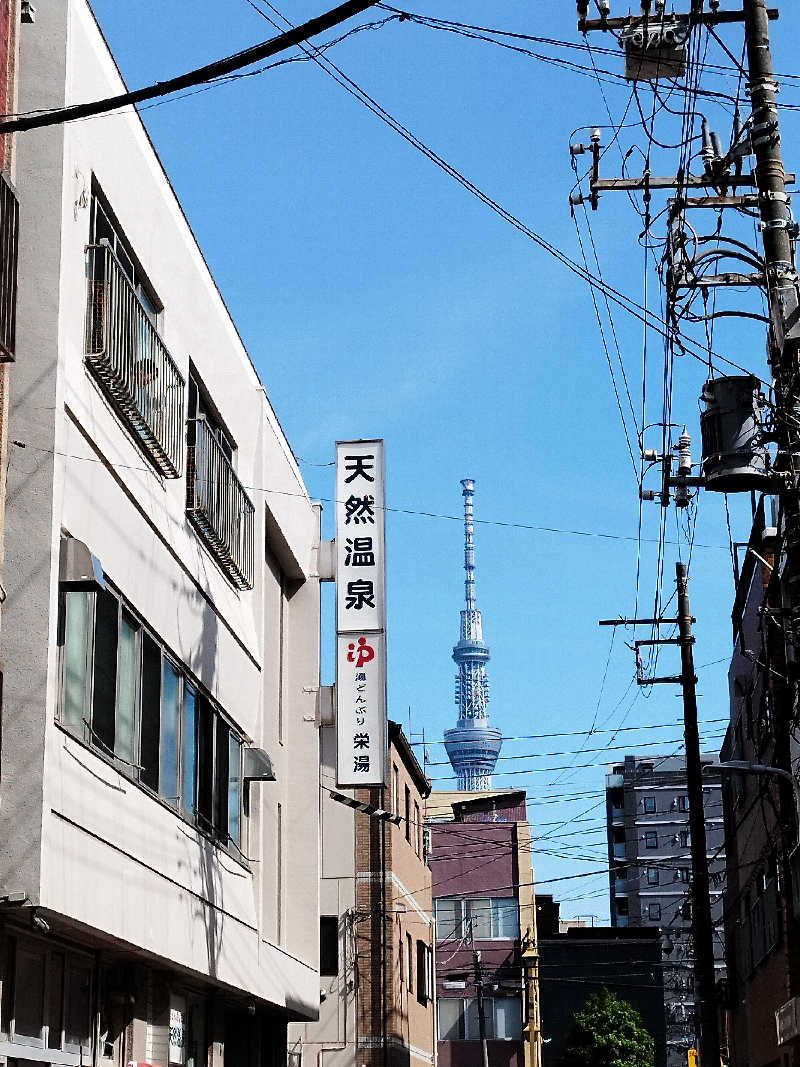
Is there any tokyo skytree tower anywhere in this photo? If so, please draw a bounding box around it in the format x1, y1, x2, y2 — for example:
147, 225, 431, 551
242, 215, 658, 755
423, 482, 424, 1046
443, 479, 502, 790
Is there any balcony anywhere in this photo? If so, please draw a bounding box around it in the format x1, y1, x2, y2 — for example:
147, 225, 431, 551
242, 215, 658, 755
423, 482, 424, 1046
613, 842, 626, 860
611, 806, 625, 825
186, 418, 255, 590
606, 773, 624, 789
85, 242, 184, 477
614, 879, 628, 896
0, 171, 18, 361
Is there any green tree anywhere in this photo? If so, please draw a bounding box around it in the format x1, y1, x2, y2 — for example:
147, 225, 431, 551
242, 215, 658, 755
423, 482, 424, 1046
561, 987, 656, 1067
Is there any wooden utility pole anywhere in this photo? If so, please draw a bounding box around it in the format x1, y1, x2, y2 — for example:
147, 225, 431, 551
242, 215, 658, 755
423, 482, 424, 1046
473, 945, 490, 1067
676, 562, 720, 1067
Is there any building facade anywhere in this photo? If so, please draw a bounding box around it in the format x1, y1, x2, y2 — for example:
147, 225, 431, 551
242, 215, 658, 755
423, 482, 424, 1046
0, 0, 21, 634
720, 497, 800, 1067
537, 926, 666, 1067
0, 0, 322, 1061
429, 789, 541, 1067
289, 720, 435, 1067
606, 754, 726, 1067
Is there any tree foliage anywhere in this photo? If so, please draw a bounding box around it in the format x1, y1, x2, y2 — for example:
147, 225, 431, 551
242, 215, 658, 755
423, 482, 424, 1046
561, 987, 656, 1067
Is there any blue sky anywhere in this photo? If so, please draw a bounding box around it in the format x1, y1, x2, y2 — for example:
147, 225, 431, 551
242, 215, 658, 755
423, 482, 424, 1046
87, 0, 800, 919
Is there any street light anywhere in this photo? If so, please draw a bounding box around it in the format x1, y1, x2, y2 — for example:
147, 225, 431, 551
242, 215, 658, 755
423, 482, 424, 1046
706, 760, 800, 919
705, 761, 800, 832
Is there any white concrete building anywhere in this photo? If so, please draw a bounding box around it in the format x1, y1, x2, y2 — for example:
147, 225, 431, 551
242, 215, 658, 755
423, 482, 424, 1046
0, 1, 323, 1063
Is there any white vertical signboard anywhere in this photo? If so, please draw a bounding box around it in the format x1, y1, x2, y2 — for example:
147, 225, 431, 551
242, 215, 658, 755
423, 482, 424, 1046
335, 439, 387, 787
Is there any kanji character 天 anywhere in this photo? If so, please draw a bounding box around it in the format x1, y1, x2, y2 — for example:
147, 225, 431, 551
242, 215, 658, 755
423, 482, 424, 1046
344, 454, 375, 484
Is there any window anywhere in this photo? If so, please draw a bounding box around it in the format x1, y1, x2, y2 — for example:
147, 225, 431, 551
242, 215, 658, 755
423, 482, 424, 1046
406, 933, 414, 994
645, 831, 658, 849
85, 191, 184, 478
647, 868, 660, 886
437, 998, 522, 1041
648, 903, 662, 921
679, 830, 690, 848
643, 796, 656, 814
59, 581, 244, 849
414, 801, 421, 856
417, 941, 433, 1003
405, 785, 411, 843
677, 795, 690, 812
435, 898, 520, 941
320, 917, 339, 977
3, 937, 92, 1055
186, 371, 255, 590
678, 868, 691, 884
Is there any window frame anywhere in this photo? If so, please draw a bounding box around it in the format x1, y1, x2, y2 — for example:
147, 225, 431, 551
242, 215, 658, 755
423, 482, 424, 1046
644, 831, 658, 850
643, 796, 656, 814
3, 935, 93, 1060
647, 867, 660, 886
57, 579, 246, 859
648, 902, 662, 921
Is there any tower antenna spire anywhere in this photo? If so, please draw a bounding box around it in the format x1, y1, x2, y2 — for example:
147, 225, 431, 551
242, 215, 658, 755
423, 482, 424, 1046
444, 479, 502, 790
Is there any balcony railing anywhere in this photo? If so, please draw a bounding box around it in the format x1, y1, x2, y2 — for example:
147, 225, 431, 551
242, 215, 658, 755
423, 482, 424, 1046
0, 171, 19, 361
85, 243, 184, 477
186, 418, 255, 590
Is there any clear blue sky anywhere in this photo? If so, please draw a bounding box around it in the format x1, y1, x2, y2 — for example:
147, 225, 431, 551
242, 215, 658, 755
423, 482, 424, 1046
87, 0, 800, 919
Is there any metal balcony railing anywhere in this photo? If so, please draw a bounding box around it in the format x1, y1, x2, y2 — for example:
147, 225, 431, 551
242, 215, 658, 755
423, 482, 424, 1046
186, 418, 255, 590
0, 171, 18, 362
85, 243, 184, 477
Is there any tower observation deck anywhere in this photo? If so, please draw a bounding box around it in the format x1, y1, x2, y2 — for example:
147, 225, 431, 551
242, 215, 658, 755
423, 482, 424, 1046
443, 479, 502, 790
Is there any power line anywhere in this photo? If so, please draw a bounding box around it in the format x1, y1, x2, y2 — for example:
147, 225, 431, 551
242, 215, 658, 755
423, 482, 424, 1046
0, 0, 383, 134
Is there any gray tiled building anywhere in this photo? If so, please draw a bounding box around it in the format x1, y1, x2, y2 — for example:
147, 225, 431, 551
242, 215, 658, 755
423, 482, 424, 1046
606, 753, 726, 1067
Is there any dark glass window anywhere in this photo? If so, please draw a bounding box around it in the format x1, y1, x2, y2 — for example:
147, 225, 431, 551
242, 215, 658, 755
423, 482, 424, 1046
320, 916, 339, 977
643, 796, 656, 814
140, 633, 161, 792
645, 831, 658, 849
92, 589, 119, 752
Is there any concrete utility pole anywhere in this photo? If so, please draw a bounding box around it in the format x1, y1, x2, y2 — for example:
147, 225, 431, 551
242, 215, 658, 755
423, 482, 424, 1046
743, 0, 800, 633
675, 563, 720, 1067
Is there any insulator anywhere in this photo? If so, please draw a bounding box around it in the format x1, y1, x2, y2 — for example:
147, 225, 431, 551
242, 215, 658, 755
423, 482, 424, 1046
643, 448, 661, 461
675, 427, 692, 477
596, 0, 610, 14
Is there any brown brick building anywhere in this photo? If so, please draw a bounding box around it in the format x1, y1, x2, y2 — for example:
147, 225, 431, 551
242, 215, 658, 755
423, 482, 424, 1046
289, 719, 435, 1067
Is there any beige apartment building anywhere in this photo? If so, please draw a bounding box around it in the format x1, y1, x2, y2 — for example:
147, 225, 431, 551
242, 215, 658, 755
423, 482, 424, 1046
290, 720, 436, 1067
0, 0, 323, 1062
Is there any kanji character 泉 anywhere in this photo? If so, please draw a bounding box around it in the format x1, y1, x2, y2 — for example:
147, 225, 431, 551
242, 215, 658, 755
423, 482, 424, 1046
344, 537, 375, 567
344, 495, 375, 525
345, 580, 375, 611
344, 454, 375, 484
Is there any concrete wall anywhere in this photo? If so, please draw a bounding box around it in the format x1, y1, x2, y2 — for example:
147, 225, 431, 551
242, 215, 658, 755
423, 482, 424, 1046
2, 0, 320, 1016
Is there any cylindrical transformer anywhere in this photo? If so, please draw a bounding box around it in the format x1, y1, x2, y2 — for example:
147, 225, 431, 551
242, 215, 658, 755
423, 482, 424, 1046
700, 375, 771, 491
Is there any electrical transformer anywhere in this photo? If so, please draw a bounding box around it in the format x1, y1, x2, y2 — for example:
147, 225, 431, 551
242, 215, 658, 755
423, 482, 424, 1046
700, 375, 771, 491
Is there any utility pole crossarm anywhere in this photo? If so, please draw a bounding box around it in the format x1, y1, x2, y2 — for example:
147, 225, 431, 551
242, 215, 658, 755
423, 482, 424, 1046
579, 7, 778, 31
